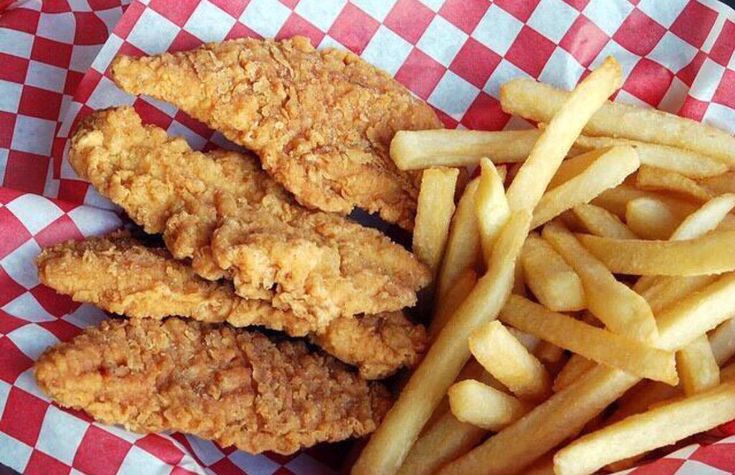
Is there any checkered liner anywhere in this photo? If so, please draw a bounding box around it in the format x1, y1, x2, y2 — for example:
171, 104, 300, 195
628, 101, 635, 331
2, 0, 735, 473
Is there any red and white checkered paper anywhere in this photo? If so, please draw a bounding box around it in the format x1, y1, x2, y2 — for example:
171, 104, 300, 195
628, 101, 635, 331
2, 0, 735, 473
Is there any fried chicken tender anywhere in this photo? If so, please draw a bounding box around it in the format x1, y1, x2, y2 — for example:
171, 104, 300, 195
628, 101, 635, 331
36, 233, 427, 379
69, 107, 430, 326
111, 36, 442, 229
35, 318, 392, 454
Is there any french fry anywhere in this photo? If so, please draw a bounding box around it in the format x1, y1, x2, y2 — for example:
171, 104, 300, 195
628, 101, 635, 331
534, 341, 566, 365
499, 78, 735, 167
521, 233, 585, 312
554, 383, 735, 475
607, 380, 681, 425
499, 296, 678, 385
677, 334, 720, 395
448, 379, 531, 430
441, 270, 735, 475
506, 57, 623, 212
508, 326, 541, 353
413, 167, 459, 277
638, 275, 718, 314
573, 135, 728, 178
532, 146, 639, 228
625, 197, 682, 240
636, 165, 713, 201
670, 193, 735, 240
470, 321, 551, 401
572, 203, 637, 239
352, 211, 530, 474
476, 158, 510, 263
390, 129, 541, 170
710, 318, 735, 365
547, 148, 609, 189
577, 231, 735, 276
437, 178, 481, 298
542, 221, 657, 342
591, 184, 651, 217
701, 171, 735, 195
554, 355, 596, 392
430, 269, 477, 339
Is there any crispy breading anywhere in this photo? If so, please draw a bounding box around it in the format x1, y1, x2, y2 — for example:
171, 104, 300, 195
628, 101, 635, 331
111, 36, 442, 229
35, 318, 392, 454
36, 233, 427, 379
69, 107, 430, 325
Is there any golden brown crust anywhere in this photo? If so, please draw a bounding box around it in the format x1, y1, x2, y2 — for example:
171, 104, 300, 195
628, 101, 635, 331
36, 233, 427, 379
35, 318, 392, 454
111, 36, 442, 229
69, 107, 430, 324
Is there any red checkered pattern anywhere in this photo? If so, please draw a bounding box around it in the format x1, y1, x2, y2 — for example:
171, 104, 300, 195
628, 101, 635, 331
2, 0, 735, 473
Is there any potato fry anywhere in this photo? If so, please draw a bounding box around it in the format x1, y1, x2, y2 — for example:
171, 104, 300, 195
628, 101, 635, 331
521, 233, 585, 311
701, 171, 735, 195
607, 380, 681, 425
413, 167, 459, 277
534, 341, 565, 364
710, 318, 735, 366
508, 326, 541, 353
625, 197, 682, 240
543, 221, 657, 342
554, 355, 596, 392
499, 79, 735, 166
636, 165, 713, 201
430, 269, 477, 340
532, 146, 639, 228
390, 129, 542, 170
437, 178, 481, 298
353, 211, 530, 474
547, 148, 609, 189
470, 321, 551, 401
670, 193, 735, 240
577, 231, 735, 276
591, 184, 651, 217
572, 203, 637, 239
506, 57, 623, 212
677, 334, 720, 395
554, 383, 735, 475
448, 379, 531, 430
499, 296, 678, 384
476, 158, 510, 263
574, 135, 728, 178
638, 275, 718, 314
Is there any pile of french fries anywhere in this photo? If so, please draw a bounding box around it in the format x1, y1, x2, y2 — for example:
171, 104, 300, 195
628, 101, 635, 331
352, 56, 735, 475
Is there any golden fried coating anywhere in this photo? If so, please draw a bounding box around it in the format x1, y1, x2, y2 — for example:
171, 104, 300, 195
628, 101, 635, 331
111, 36, 442, 229
69, 107, 430, 325
35, 318, 392, 454
36, 233, 427, 379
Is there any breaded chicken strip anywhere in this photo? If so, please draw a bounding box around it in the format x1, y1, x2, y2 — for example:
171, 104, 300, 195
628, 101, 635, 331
111, 36, 442, 229
36, 233, 427, 379
35, 318, 392, 454
69, 107, 430, 326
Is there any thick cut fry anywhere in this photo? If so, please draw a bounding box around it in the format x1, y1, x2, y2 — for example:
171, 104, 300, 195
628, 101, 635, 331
625, 197, 682, 240
701, 171, 735, 195
671, 193, 735, 240
413, 167, 459, 277
636, 165, 713, 201
441, 269, 735, 475
554, 355, 596, 392
534, 341, 565, 364
677, 335, 720, 395
391, 129, 541, 170
710, 318, 735, 365
554, 383, 735, 475
572, 203, 637, 239
506, 57, 623, 212
547, 148, 609, 189
437, 179, 481, 298
499, 296, 677, 385
543, 221, 657, 342
470, 321, 551, 401
448, 379, 530, 430
639, 275, 718, 314
352, 211, 530, 474
532, 146, 639, 228
430, 269, 477, 340
500, 79, 735, 167
476, 158, 510, 263
577, 231, 735, 276
574, 135, 728, 178
521, 234, 585, 311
